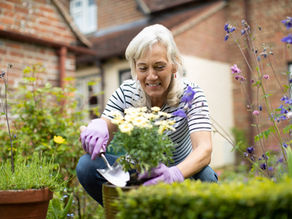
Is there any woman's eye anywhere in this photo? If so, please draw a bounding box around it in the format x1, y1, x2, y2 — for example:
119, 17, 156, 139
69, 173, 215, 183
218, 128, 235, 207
155, 66, 165, 71
139, 67, 147, 72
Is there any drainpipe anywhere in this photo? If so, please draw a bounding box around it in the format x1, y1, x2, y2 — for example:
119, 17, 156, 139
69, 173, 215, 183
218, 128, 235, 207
59, 46, 67, 89
244, 0, 254, 146
96, 60, 105, 113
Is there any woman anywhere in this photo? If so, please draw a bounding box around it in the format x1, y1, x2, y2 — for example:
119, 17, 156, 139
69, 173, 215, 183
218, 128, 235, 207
77, 24, 218, 205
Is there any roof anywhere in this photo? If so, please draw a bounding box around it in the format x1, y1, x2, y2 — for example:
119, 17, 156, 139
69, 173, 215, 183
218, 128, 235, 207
77, 0, 224, 64
136, 0, 198, 14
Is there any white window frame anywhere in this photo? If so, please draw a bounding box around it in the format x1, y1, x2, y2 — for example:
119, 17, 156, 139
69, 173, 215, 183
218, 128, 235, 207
70, 0, 97, 34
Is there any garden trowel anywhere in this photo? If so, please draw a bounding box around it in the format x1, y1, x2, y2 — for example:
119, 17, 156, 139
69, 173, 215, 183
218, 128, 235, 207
96, 153, 130, 187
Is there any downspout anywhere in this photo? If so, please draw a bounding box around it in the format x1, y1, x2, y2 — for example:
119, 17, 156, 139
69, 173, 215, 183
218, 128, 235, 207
244, 0, 254, 146
59, 46, 67, 89
96, 60, 105, 113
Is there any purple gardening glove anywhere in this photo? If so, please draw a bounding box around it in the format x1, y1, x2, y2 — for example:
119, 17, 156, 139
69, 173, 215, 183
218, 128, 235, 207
80, 119, 109, 160
138, 163, 184, 186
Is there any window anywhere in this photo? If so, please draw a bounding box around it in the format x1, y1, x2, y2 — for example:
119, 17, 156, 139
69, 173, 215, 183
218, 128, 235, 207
70, 0, 97, 34
75, 75, 101, 120
119, 69, 132, 85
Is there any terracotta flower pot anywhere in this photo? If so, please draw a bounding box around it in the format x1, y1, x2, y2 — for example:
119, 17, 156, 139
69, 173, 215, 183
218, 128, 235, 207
103, 183, 137, 219
0, 187, 53, 219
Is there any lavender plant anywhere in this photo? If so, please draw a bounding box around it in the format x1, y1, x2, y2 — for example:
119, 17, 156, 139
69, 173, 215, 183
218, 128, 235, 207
218, 17, 292, 179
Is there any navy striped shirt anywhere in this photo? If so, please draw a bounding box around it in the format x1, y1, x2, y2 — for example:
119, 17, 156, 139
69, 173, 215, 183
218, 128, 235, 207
102, 79, 211, 166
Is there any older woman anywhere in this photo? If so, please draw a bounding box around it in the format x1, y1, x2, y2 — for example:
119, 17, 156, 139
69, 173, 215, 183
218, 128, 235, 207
77, 24, 217, 205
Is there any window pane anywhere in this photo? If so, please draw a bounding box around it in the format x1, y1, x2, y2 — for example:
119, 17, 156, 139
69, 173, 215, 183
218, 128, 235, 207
89, 0, 95, 6
75, 0, 82, 7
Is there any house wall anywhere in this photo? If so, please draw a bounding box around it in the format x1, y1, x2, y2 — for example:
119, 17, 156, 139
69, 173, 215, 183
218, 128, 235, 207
183, 55, 235, 167
103, 59, 130, 102
0, 0, 77, 87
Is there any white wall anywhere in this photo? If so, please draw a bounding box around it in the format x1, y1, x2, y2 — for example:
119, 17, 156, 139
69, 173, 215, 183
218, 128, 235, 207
183, 55, 235, 168
103, 59, 130, 103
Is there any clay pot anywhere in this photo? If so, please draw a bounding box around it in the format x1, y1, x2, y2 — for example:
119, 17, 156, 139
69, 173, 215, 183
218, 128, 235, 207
103, 183, 137, 219
0, 188, 53, 219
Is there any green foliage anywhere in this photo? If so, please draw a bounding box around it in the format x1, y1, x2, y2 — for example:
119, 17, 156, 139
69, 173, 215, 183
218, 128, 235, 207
0, 153, 62, 191
47, 192, 74, 219
286, 147, 292, 178
116, 178, 292, 219
110, 126, 174, 173
0, 64, 86, 182
231, 127, 249, 152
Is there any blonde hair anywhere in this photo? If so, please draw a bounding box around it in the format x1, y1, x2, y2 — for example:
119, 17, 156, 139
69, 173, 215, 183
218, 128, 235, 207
125, 24, 184, 107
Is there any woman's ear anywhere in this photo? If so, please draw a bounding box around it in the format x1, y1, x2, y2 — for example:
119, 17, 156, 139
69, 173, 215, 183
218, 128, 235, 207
171, 63, 178, 74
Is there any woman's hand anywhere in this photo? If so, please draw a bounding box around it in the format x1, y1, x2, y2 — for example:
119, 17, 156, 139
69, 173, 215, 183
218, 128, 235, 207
80, 119, 109, 160
138, 163, 184, 186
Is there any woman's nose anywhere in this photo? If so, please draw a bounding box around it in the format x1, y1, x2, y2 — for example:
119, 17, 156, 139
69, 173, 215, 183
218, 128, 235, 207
147, 68, 158, 80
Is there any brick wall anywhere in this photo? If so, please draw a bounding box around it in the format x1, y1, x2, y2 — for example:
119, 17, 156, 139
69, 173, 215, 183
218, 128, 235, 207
97, 0, 145, 30
225, 0, 292, 149
0, 0, 77, 87
175, 8, 228, 63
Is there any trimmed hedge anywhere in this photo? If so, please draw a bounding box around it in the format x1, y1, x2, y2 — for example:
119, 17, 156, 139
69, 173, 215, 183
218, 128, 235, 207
116, 177, 292, 219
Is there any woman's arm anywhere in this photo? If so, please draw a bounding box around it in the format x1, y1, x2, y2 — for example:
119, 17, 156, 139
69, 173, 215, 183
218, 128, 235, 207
177, 131, 212, 178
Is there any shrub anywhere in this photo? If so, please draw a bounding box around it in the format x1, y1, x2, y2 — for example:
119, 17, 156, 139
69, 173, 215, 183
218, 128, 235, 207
116, 178, 292, 219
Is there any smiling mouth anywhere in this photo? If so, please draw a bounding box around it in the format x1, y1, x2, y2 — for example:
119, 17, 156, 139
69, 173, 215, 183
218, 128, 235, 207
146, 82, 161, 87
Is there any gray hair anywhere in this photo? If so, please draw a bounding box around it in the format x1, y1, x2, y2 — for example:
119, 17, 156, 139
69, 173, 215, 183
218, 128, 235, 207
125, 24, 184, 107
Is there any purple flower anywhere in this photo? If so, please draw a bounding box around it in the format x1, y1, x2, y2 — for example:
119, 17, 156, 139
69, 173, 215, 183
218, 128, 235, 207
268, 167, 273, 171
224, 34, 229, 41
262, 154, 269, 160
277, 158, 283, 163
279, 105, 288, 114
173, 109, 187, 118
0, 71, 5, 78
281, 17, 292, 29
280, 96, 288, 102
259, 105, 263, 111
281, 34, 292, 44
244, 152, 248, 157
263, 74, 270, 79
224, 23, 236, 33
252, 110, 260, 116
260, 163, 266, 170
241, 29, 246, 35
182, 85, 195, 108
234, 75, 246, 81
247, 146, 254, 154
282, 143, 288, 148
231, 64, 241, 74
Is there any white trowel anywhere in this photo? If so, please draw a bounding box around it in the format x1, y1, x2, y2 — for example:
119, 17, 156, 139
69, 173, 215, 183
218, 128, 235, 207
96, 153, 130, 187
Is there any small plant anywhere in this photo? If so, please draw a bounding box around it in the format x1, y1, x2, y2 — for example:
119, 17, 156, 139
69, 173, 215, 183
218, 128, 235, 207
109, 106, 175, 183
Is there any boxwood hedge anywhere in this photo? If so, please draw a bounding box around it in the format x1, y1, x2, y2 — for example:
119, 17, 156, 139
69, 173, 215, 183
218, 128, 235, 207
116, 177, 292, 219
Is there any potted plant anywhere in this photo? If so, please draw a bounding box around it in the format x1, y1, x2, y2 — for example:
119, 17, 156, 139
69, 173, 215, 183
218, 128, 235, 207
0, 65, 63, 219
101, 106, 176, 218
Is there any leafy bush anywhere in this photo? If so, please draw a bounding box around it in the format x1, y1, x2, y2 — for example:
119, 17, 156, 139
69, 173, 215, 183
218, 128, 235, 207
0, 64, 86, 183
116, 178, 292, 219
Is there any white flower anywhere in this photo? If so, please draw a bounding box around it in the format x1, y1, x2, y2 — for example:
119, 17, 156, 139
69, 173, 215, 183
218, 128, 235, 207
151, 106, 161, 112
119, 122, 134, 134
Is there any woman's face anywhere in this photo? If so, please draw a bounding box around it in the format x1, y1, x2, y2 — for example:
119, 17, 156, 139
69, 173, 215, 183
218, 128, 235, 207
135, 43, 176, 107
